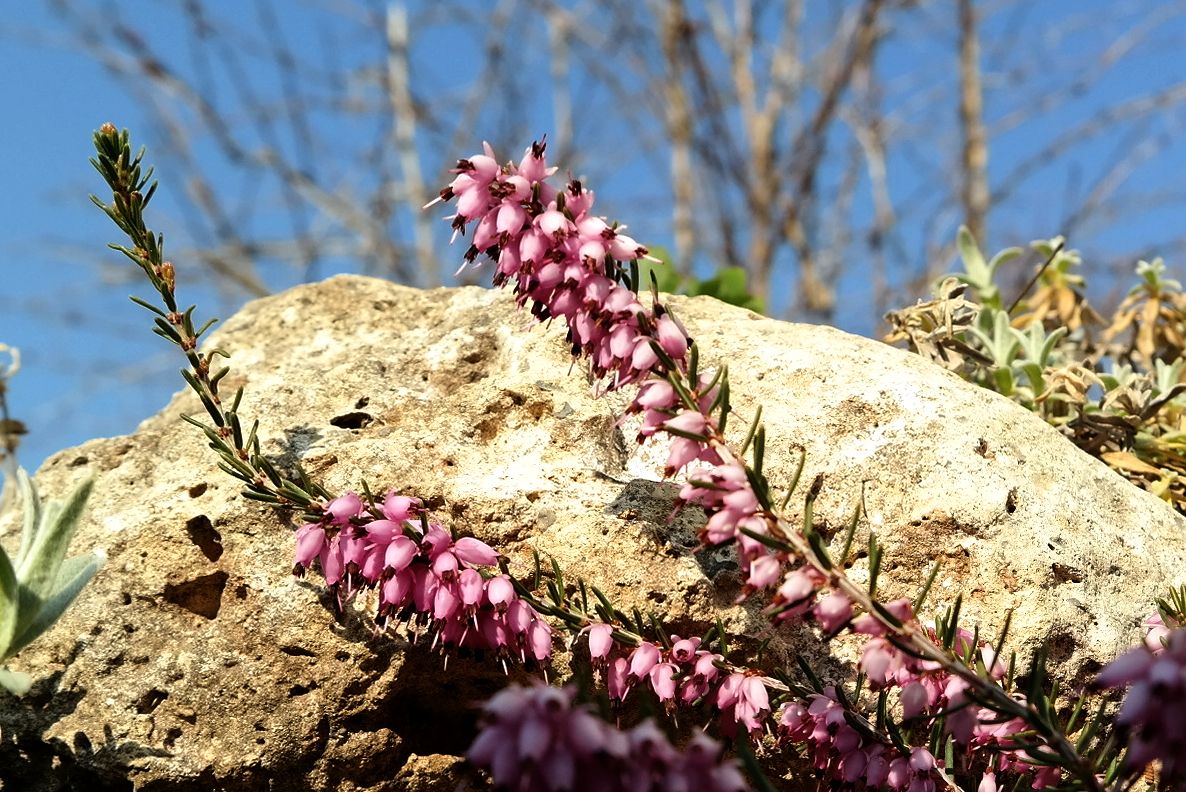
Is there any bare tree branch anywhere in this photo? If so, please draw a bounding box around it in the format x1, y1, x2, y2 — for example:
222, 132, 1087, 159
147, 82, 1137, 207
958, 0, 989, 245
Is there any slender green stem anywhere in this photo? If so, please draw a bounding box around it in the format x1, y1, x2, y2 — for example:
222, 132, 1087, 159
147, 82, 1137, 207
90, 124, 326, 519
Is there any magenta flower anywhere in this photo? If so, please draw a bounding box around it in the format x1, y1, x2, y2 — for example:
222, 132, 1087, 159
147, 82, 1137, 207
325, 491, 364, 524
292, 523, 325, 571
467, 683, 749, 792
587, 623, 615, 664
292, 494, 550, 666
381, 492, 421, 523
812, 592, 853, 633
1095, 627, 1186, 784
627, 641, 662, 680
715, 673, 770, 735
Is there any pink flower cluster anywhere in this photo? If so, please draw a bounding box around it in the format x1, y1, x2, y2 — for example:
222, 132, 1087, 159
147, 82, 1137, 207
853, 601, 1059, 790
293, 491, 552, 665
468, 683, 749, 792
586, 626, 770, 737
1095, 623, 1186, 784
433, 140, 689, 390
777, 687, 942, 791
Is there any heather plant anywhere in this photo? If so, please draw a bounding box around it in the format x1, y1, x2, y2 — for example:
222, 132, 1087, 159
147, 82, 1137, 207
88, 124, 1178, 790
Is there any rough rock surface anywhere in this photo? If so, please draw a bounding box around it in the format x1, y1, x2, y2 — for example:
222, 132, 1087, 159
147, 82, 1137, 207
1, 275, 1183, 790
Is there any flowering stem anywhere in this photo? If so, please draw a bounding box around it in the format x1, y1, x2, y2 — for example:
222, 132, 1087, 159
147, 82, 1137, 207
89, 124, 329, 519
688, 404, 1107, 790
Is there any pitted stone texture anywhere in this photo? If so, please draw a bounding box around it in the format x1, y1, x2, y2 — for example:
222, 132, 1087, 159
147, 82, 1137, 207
1, 275, 1182, 790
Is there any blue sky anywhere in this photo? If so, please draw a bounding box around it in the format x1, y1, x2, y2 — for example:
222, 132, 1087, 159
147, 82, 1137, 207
4, 1, 1186, 475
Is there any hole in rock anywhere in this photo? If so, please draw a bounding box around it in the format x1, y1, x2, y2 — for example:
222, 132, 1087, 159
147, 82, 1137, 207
188, 482, 208, 498
136, 688, 168, 714
163, 571, 230, 619
280, 644, 317, 658
330, 411, 373, 430
355, 396, 370, 408
185, 515, 223, 562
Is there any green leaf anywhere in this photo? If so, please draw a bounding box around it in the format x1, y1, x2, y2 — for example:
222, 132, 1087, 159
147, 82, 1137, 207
0, 666, 32, 696
0, 544, 18, 659
8, 551, 104, 658
15, 470, 40, 568
15, 477, 94, 602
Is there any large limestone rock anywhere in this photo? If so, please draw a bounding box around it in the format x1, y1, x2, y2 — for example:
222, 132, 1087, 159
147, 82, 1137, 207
2, 275, 1183, 790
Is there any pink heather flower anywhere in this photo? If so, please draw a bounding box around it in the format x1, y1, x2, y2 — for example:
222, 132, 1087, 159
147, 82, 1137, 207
607, 231, 647, 260
384, 535, 418, 571
744, 553, 782, 591
453, 536, 499, 566
527, 618, 554, 662
326, 492, 364, 524
381, 492, 421, 523
1095, 628, 1186, 783
648, 662, 678, 703
293, 523, 326, 570
359, 545, 386, 581
587, 623, 615, 663
432, 549, 459, 580
433, 582, 460, 621
665, 436, 706, 475
663, 409, 709, 437
715, 673, 769, 735
859, 637, 904, 687
468, 684, 748, 792
900, 681, 930, 720
1144, 613, 1174, 652
851, 598, 916, 636
693, 651, 722, 682
654, 316, 689, 358
458, 568, 485, 608
812, 592, 854, 633
670, 636, 701, 663
339, 528, 368, 568
486, 575, 515, 609
363, 519, 401, 543
608, 657, 630, 701
319, 537, 344, 586
628, 642, 662, 680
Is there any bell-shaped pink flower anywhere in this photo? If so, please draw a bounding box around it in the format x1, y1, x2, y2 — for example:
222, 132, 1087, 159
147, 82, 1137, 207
527, 617, 553, 662
326, 492, 364, 524
454, 536, 499, 566
486, 575, 515, 609
381, 493, 421, 523
813, 592, 853, 633
293, 524, 326, 568
628, 642, 662, 679
384, 535, 418, 571
458, 568, 485, 608
364, 519, 402, 544
608, 656, 630, 701
649, 662, 678, 703
670, 636, 701, 663
587, 624, 615, 662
